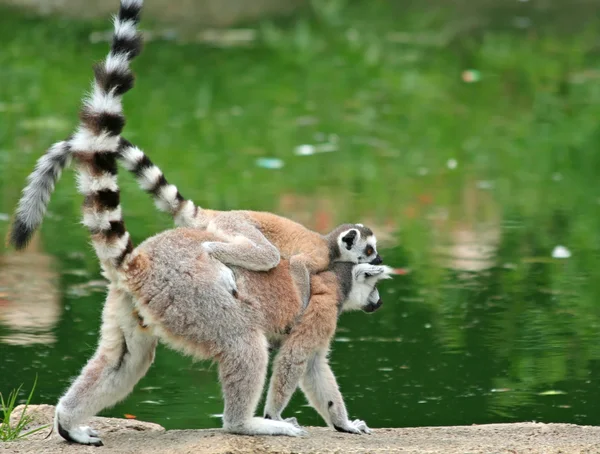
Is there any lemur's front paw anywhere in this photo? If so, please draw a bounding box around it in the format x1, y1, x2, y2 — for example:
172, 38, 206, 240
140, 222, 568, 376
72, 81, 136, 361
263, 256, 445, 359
333, 419, 372, 435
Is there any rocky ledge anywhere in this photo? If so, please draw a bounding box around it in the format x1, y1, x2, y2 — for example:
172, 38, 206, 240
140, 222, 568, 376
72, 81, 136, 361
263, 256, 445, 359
1, 405, 600, 453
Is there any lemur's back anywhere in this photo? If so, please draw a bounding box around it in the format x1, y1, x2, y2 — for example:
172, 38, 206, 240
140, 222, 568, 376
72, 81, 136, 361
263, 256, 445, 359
124, 227, 308, 340
243, 210, 326, 252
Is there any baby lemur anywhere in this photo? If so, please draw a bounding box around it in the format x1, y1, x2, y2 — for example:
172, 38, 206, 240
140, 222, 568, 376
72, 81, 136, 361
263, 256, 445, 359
8, 0, 381, 282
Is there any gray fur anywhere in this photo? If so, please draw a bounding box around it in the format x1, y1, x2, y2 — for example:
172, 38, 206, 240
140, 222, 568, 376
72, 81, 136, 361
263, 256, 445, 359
9, 141, 71, 249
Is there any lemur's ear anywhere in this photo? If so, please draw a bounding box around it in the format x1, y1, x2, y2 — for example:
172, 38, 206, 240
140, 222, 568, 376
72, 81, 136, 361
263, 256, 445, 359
341, 229, 358, 250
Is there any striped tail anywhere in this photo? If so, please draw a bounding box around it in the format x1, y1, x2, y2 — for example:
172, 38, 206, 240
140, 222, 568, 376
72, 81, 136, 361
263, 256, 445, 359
76, 149, 133, 274
8, 0, 144, 250
118, 140, 203, 227
9, 141, 72, 248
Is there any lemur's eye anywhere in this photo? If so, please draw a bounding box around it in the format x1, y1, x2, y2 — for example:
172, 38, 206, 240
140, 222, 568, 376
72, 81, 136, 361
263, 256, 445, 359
365, 245, 374, 256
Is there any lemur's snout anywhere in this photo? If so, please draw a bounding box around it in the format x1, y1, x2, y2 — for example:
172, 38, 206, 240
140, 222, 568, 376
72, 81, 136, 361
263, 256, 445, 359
370, 254, 382, 265
363, 299, 383, 313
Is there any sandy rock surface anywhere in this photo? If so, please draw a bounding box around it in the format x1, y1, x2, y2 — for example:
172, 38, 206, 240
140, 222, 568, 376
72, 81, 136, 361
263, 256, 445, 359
2, 405, 600, 453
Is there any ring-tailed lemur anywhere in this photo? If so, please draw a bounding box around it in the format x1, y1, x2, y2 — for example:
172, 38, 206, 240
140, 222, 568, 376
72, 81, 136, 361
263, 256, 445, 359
7, 0, 381, 278
54, 142, 393, 444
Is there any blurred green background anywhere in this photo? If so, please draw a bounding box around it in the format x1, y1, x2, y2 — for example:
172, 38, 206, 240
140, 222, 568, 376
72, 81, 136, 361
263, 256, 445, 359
1, 0, 600, 431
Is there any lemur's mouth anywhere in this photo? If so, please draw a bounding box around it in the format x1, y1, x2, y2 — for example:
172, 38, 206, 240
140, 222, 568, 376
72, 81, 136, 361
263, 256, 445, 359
363, 299, 383, 313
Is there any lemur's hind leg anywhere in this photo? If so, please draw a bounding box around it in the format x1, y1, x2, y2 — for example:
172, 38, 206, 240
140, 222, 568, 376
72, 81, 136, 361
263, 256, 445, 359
219, 331, 305, 436
55, 287, 157, 446
203, 213, 280, 272
289, 255, 311, 308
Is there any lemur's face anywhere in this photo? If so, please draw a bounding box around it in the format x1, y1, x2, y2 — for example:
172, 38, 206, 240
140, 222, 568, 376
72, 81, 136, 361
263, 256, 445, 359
337, 225, 381, 265
341, 264, 393, 314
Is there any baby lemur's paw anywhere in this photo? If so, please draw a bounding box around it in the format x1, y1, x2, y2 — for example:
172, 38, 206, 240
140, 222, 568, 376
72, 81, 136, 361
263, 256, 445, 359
57, 424, 103, 446
202, 241, 219, 254
333, 419, 372, 435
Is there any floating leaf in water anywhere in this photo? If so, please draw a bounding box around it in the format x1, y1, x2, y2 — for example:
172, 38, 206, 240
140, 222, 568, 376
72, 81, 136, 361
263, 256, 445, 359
295, 144, 315, 156
552, 245, 571, 259
461, 70, 480, 83
255, 157, 284, 169
294, 143, 337, 156
538, 390, 566, 396
124, 414, 136, 419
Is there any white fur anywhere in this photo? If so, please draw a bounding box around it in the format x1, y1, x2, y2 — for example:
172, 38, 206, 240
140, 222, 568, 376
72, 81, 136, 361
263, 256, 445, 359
77, 171, 118, 194
93, 232, 130, 262
104, 52, 130, 76
343, 264, 393, 312
70, 127, 121, 153
56, 421, 102, 446
174, 200, 197, 227
15, 141, 71, 229
337, 229, 360, 263
217, 265, 238, 295
86, 84, 123, 115
121, 0, 143, 7
154, 184, 180, 213
113, 19, 138, 41
224, 417, 306, 437
138, 166, 162, 190
119, 146, 145, 170
82, 206, 122, 231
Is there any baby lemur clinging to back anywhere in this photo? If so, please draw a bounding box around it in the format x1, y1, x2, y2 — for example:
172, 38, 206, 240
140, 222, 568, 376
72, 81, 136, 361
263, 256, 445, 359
8, 0, 381, 281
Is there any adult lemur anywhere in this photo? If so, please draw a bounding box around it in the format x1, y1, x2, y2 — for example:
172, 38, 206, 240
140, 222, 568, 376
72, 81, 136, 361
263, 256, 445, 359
27, 4, 393, 442
53, 167, 392, 445
8, 0, 380, 280
6, 0, 393, 446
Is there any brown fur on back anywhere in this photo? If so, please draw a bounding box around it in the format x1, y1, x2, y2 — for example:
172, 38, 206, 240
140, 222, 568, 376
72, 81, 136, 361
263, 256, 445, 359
121, 226, 338, 353
245, 211, 330, 270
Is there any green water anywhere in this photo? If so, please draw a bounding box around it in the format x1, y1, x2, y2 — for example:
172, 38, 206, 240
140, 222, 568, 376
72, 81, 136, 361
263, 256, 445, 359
1, 0, 600, 431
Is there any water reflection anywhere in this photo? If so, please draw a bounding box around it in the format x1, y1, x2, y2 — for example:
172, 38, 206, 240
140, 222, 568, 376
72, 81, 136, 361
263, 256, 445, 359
0, 233, 60, 345
432, 179, 501, 273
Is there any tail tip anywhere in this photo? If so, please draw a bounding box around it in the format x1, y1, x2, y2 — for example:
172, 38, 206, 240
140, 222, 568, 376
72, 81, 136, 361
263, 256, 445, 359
7, 218, 35, 250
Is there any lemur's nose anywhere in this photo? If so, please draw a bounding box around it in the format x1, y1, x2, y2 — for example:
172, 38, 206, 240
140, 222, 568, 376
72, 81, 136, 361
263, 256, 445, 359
370, 254, 382, 265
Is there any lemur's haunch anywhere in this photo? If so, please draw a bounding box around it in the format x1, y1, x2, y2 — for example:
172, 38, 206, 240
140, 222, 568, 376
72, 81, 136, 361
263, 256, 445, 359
7, 0, 381, 275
